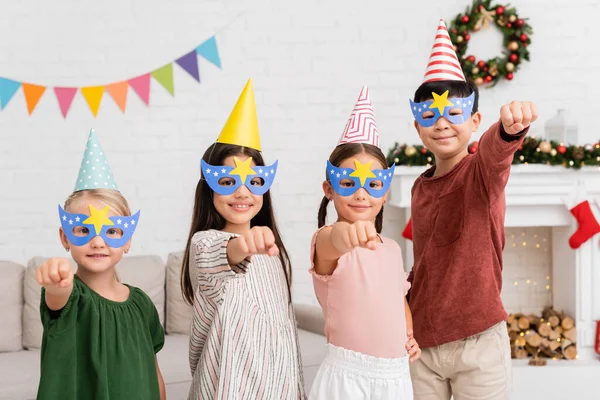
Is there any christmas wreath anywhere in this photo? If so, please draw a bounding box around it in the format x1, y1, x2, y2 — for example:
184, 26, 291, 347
386, 140, 600, 170
448, 0, 532, 86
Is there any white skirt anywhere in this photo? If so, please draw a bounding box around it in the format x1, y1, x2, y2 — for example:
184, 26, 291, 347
309, 344, 414, 400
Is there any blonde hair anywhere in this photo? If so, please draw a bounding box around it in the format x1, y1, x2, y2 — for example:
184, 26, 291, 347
64, 188, 131, 282
64, 188, 131, 216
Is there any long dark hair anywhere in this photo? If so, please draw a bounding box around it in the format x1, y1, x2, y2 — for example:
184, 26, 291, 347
318, 143, 388, 233
181, 142, 292, 305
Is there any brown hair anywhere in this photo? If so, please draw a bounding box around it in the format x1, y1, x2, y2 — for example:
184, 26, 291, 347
180, 143, 292, 305
318, 143, 388, 233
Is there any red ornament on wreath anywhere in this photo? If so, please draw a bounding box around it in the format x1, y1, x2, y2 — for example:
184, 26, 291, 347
468, 141, 479, 154
557, 145, 567, 155
448, 0, 533, 87
420, 147, 428, 155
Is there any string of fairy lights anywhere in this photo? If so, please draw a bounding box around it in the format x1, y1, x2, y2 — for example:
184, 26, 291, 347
506, 229, 552, 296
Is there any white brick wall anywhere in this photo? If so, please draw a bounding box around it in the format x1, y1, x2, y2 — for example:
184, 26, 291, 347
0, 0, 598, 305
502, 227, 553, 315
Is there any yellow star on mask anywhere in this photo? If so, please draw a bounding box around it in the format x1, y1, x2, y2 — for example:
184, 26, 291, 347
229, 156, 256, 184
83, 204, 114, 236
349, 159, 377, 187
429, 90, 454, 115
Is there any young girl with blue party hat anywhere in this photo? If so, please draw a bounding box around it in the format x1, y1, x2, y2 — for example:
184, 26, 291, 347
36, 130, 165, 400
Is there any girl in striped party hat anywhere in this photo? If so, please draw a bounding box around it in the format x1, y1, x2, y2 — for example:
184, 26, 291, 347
406, 19, 538, 400
36, 129, 166, 400
309, 86, 421, 400
180, 79, 305, 400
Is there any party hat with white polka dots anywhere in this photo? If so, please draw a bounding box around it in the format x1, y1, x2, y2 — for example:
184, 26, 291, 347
74, 129, 118, 191
58, 129, 141, 249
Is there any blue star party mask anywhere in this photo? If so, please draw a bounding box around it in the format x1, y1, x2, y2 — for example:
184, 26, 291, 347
327, 159, 395, 198
410, 90, 475, 127
59, 204, 140, 248
201, 156, 278, 196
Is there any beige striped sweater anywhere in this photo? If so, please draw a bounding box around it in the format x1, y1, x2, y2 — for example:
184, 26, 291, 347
187, 230, 305, 400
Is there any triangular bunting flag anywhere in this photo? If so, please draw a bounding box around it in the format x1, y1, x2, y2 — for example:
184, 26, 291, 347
151, 64, 175, 96
54, 87, 78, 118
0, 78, 22, 110
129, 74, 151, 105
81, 86, 105, 116
22, 83, 46, 115
106, 81, 128, 112
176, 51, 200, 82
196, 36, 221, 69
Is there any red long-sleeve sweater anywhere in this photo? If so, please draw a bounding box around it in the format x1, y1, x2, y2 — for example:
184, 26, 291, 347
408, 121, 527, 348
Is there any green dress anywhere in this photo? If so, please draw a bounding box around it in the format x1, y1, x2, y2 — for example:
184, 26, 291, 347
37, 276, 165, 400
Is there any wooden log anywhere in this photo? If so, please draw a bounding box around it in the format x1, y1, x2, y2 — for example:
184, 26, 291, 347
561, 316, 574, 330
509, 331, 520, 342
518, 316, 531, 330
563, 327, 577, 343
563, 345, 577, 360
560, 339, 573, 350
548, 315, 560, 328
555, 326, 563, 335
507, 314, 516, 324
509, 320, 520, 332
515, 337, 526, 347
548, 329, 560, 341
548, 339, 561, 352
525, 344, 540, 357
512, 347, 529, 359
536, 320, 553, 337
525, 331, 542, 347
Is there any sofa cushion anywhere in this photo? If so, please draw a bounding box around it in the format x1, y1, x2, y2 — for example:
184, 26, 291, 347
294, 303, 325, 336
165, 252, 193, 334
0, 261, 25, 352
22, 256, 165, 350
0, 348, 40, 400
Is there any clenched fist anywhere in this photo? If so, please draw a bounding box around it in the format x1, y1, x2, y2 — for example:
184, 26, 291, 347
500, 101, 538, 135
227, 226, 279, 265
36, 258, 74, 293
331, 220, 378, 253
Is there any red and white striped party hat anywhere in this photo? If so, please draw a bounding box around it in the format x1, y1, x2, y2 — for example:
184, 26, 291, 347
338, 85, 379, 148
423, 19, 466, 82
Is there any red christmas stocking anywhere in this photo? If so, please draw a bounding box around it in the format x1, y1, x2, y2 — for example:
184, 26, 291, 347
595, 320, 600, 356
566, 200, 600, 249
402, 218, 413, 241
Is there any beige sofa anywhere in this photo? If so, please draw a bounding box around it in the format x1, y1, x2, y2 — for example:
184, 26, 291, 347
0, 254, 327, 400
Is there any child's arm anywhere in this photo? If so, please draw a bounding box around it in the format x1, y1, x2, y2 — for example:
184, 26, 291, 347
475, 101, 538, 201
155, 357, 165, 400
404, 298, 421, 362
313, 220, 378, 276
35, 258, 74, 311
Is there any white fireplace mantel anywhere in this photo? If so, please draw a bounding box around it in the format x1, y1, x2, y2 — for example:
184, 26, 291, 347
385, 164, 600, 365
389, 164, 600, 227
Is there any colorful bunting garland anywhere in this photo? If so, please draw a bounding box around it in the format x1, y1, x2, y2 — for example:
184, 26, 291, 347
0, 36, 221, 117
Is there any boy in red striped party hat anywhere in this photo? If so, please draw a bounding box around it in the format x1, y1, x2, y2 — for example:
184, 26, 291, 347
406, 19, 538, 400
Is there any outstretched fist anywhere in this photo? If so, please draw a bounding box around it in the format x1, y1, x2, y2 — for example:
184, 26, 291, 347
500, 101, 538, 135
35, 258, 74, 293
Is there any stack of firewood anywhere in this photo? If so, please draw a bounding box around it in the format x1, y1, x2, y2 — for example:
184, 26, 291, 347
507, 307, 577, 360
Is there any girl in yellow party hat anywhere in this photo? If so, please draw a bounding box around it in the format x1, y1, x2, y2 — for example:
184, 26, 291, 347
180, 79, 305, 400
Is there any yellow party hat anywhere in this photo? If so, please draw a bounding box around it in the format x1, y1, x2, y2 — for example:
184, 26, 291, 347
216, 79, 261, 151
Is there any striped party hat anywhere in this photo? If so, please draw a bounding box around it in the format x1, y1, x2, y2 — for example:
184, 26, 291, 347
423, 19, 466, 82
74, 129, 118, 192
338, 85, 379, 148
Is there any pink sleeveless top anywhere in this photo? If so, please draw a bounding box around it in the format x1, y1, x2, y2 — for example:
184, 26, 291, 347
309, 228, 411, 358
